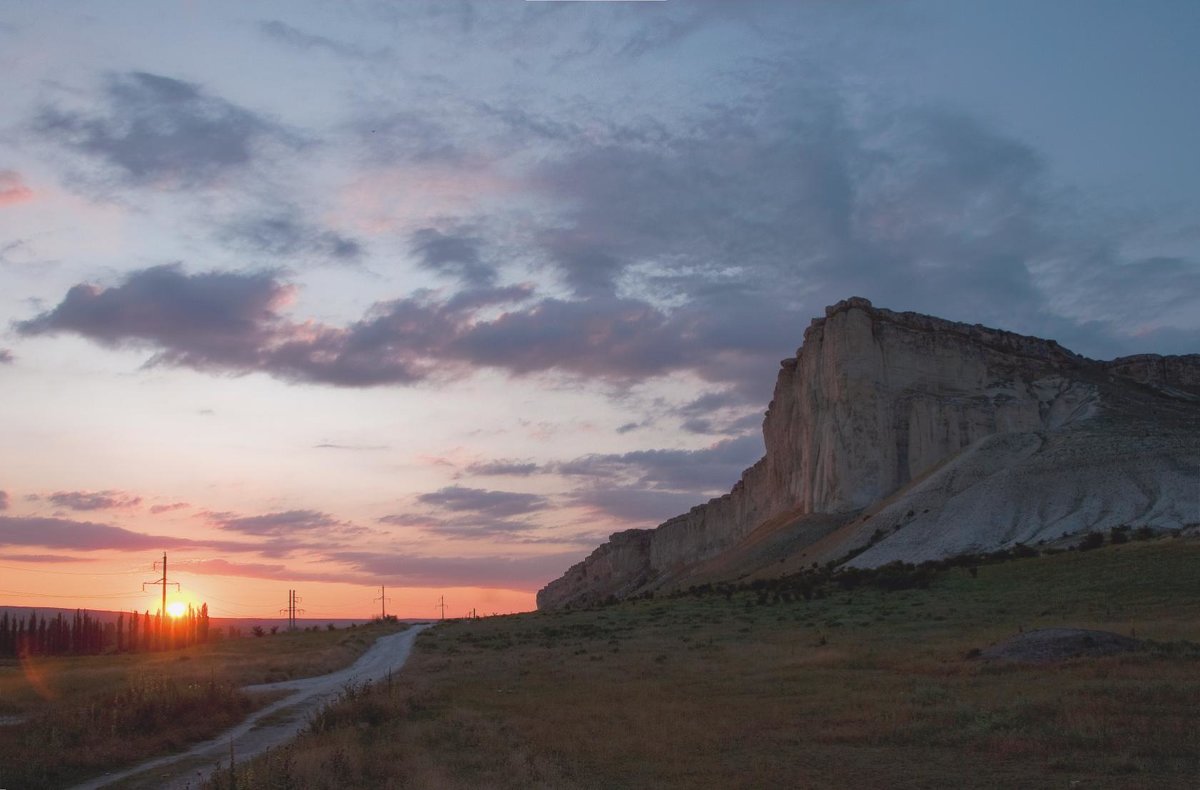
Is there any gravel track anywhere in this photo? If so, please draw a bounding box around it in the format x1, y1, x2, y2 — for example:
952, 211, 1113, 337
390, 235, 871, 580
72, 623, 431, 790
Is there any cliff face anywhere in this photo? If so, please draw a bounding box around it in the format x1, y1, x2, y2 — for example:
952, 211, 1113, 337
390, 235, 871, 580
757, 298, 1100, 517
537, 298, 1200, 610
1106, 353, 1200, 395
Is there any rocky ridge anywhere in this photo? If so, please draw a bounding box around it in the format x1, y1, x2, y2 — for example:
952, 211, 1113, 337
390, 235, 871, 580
538, 298, 1200, 610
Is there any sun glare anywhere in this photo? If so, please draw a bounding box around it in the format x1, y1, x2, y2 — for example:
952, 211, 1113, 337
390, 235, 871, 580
166, 601, 188, 619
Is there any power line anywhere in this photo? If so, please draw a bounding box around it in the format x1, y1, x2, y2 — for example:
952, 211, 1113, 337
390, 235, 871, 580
187, 595, 277, 618
143, 552, 178, 616
190, 591, 268, 610
280, 589, 305, 630
0, 563, 145, 576
0, 588, 142, 600
374, 585, 391, 618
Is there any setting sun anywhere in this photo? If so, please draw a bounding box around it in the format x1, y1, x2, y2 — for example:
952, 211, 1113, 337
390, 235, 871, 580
166, 601, 187, 619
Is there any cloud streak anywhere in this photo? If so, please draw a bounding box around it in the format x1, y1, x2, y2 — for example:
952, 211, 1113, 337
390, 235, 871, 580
204, 504, 367, 547
415, 486, 547, 518
34, 71, 292, 189
380, 485, 557, 543
329, 550, 581, 592
0, 515, 254, 553
47, 490, 143, 511
16, 264, 290, 370
221, 213, 363, 264
555, 435, 763, 494
258, 19, 388, 61
569, 487, 706, 525
409, 227, 495, 286
149, 502, 190, 514
171, 557, 345, 584
463, 460, 539, 477
18, 264, 734, 387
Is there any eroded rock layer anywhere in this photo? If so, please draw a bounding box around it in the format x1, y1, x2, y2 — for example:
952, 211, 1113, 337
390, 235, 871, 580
537, 298, 1200, 610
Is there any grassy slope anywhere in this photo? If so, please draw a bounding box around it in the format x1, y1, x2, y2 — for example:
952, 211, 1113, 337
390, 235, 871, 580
0, 622, 404, 788
220, 539, 1199, 789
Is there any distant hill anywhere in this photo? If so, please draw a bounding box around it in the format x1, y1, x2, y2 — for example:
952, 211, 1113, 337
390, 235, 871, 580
539, 297, 1200, 609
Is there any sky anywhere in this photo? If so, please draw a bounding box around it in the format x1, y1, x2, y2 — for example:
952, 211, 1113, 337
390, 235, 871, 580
1, 1, 1197, 620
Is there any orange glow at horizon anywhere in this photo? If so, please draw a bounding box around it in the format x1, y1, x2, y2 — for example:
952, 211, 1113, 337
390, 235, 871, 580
0, 558, 541, 620
166, 600, 188, 618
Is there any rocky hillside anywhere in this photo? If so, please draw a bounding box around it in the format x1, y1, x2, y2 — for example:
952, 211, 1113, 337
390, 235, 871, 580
538, 298, 1200, 610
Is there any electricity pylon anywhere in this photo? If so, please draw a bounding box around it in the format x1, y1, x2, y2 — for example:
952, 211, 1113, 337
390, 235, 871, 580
280, 589, 305, 630
374, 585, 391, 619
143, 552, 179, 617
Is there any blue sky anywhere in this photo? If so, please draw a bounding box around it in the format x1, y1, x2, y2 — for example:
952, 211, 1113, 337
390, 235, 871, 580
0, 1, 1196, 617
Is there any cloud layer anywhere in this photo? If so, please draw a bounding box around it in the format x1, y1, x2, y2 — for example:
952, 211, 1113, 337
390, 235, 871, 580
47, 490, 142, 511
34, 71, 289, 188
0, 515, 248, 553
21, 74, 1197, 413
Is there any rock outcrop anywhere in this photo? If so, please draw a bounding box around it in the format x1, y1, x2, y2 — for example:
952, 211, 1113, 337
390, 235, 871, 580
537, 298, 1200, 610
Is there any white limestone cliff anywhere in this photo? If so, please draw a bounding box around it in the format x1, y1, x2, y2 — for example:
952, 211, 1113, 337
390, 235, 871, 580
536, 298, 1200, 610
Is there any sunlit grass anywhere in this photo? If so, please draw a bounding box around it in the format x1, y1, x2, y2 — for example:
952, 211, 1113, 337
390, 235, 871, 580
218, 538, 1200, 789
0, 621, 404, 788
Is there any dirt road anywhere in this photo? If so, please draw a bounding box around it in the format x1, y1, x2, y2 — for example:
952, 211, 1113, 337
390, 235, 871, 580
72, 623, 431, 790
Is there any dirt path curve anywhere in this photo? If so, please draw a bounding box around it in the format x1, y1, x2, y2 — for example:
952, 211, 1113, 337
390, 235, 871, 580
73, 623, 432, 790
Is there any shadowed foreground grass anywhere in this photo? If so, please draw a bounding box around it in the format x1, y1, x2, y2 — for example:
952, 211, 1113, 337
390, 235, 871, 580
216, 539, 1199, 789
0, 621, 404, 788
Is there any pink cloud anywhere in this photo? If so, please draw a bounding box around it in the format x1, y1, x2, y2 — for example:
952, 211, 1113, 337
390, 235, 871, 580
332, 163, 514, 235
150, 501, 191, 514
0, 553, 93, 563
46, 489, 143, 511
0, 171, 34, 206
172, 557, 344, 583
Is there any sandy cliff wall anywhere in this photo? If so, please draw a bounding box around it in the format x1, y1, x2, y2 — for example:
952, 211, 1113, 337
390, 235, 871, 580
537, 298, 1197, 610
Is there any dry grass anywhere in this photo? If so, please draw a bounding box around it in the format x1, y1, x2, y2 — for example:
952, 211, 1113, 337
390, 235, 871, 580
219, 538, 1200, 789
0, 621, 404, 788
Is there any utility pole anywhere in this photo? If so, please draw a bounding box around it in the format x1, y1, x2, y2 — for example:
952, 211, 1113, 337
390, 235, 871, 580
143, 552, 179, 616
280, 590, 304, 630
374, 585, 391, 619
437, 595, 447, 621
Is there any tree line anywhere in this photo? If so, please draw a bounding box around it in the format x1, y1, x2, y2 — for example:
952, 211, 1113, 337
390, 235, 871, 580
0, 604, 212, 657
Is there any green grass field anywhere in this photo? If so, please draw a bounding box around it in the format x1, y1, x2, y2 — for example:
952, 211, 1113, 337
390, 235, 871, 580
217, 538, 1200, 789
0, 621, 404, 789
